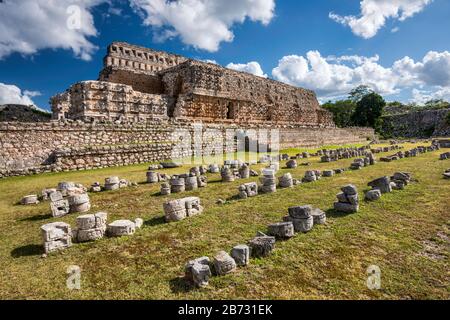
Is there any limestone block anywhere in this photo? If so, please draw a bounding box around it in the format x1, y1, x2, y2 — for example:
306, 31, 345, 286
197, 176, 207, 188
76, 214, 96, 230
183, 197, 203, 217
41, 222, 72, 253
163, 199, 186, 222
185, 257, 211, 288
393, 172, 411, 182
77, 228, 104, 242
41, 222, 71, 242
221, 167, 235, 182
368, 177, 392, 193
104, 176, 120, 190
170, 177, 185, 193
160, 182, 171, 195
107, 220, 136, 237
213, 251, 236, 275
279, 173, 294, 188
230, 245, 250, 266
68, 193, 91, 213
21, 195, 39, 205
365, 189, 382, 201
134, 218, 144, 229
239, 164, 250, 179
41, 188, 57, 201
208, 164, 220, 173
267, 222, 295, 238
57, 181, 76, 196
49, 191, 63, 202
185, 176, 198, 191
286, 159, 297, 168
147, 171, 159, 183
160, 162, 182, 168
341, 184, 358, 195
288, 205, 312, 219
283, 215, 314, 233
50, 199, 70, 217
334, 202, 359, 213
248, 235, 276, 257
311, 208, 326, 225
322, 170, 334, 177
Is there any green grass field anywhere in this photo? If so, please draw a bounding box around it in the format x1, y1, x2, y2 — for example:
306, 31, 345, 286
0, 142, 448, 299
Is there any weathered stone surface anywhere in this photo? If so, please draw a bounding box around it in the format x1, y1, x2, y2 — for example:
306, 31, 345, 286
267, 222, 295, 238
160, 162, 182, 168
311, 208, 326, 225
21, 195, 39, 205
160, 182, 171, 195
221, 166, 235, 182
213, 251, 237, 275
185, 176, 198, 191
341, 184, 358, 195
107, 220, 136, 237
170, 177, 185, 193
288, 205, 312, 219
104, 176, 120, 191
365, 189, 382, 201
185, 257, 211, 288
208, 164, 220, 173
239, 164, 250, 179
333, 202, 359, 213
238, 182, 258, 199
248, 235, 276, 258
50, 199, 70, 217
279, 173, 294, 188
163, 199, 187, 222
67, 193, 91, 213
49, 191, 63, 202
286, 159, 297, 168
146, 171, 159, 183
230, 245, 250, 266
322, 170, 334, 177
76, 214, 96, 230
368, 176, 392, 193
283, 215, 314, 233
41, 222, 72, 253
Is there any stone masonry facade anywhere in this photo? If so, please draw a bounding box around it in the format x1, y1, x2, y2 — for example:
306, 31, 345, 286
0, 42, 375, 177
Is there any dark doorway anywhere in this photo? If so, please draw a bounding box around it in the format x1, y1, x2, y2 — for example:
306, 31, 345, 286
226, 102, 234, 119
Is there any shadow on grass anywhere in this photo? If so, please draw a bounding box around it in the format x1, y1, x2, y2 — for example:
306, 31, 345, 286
325, 208, 354, 219
11, 244, 43, 258
144, 215, 166, 227
20, 213, 52, 222
169, 276, 195, 293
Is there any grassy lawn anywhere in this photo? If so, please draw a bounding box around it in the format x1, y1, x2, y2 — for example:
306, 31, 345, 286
0, 142, 448, 299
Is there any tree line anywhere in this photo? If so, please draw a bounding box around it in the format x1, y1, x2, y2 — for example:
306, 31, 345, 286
321, 85, 450, 133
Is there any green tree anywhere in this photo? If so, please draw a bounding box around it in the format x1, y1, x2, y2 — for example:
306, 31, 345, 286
322, 100, 356, 127
348, 85, 374, 103
351, 92, 386, 129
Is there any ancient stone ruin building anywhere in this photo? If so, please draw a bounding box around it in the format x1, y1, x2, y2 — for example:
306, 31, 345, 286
0, 42, 374, 177
51, 42, 333, 127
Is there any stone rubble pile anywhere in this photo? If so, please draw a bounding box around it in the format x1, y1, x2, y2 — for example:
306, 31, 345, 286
41, 222, 72, 254
302, 170, 321, 183
439, 152, 450, 160
238, 182, 258, 199
73, 212, 107, 242
260, 169, 277, 193
319, 146, 371, 162
334, 185, 359, 213
163, 197, 203, 222
283, 205, 314, 233
278, 173, 294, 188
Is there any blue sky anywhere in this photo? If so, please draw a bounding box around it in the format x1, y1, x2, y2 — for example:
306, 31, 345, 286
0, 0, 449, 111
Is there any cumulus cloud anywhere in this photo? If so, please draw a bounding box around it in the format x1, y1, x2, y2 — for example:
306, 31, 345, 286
329, 0, 432, 39
129, 0, 275, 52
0, 0, 107, 61
0, 83, 41, 106
226, 61, 267, 78
271, 50, 450, 101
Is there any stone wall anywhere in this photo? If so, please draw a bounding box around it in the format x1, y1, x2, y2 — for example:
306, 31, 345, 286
0, 121, 374, 178
161, 60, 334, 125
51, 81, 171, 122
381, 108, 450, 138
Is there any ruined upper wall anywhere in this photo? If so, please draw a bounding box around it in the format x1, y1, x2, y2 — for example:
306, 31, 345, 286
101, 42, 188, 74
161, 60, 333, 125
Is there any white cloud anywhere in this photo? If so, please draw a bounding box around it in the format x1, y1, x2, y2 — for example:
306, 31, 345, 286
0, 83, 41, 106
226, 61, 267, 78
330, 0, 432, 39
129, 0, 275, 52
0, 0, 107, 61
272, 50, 450, 101
412, 87, 450, 104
